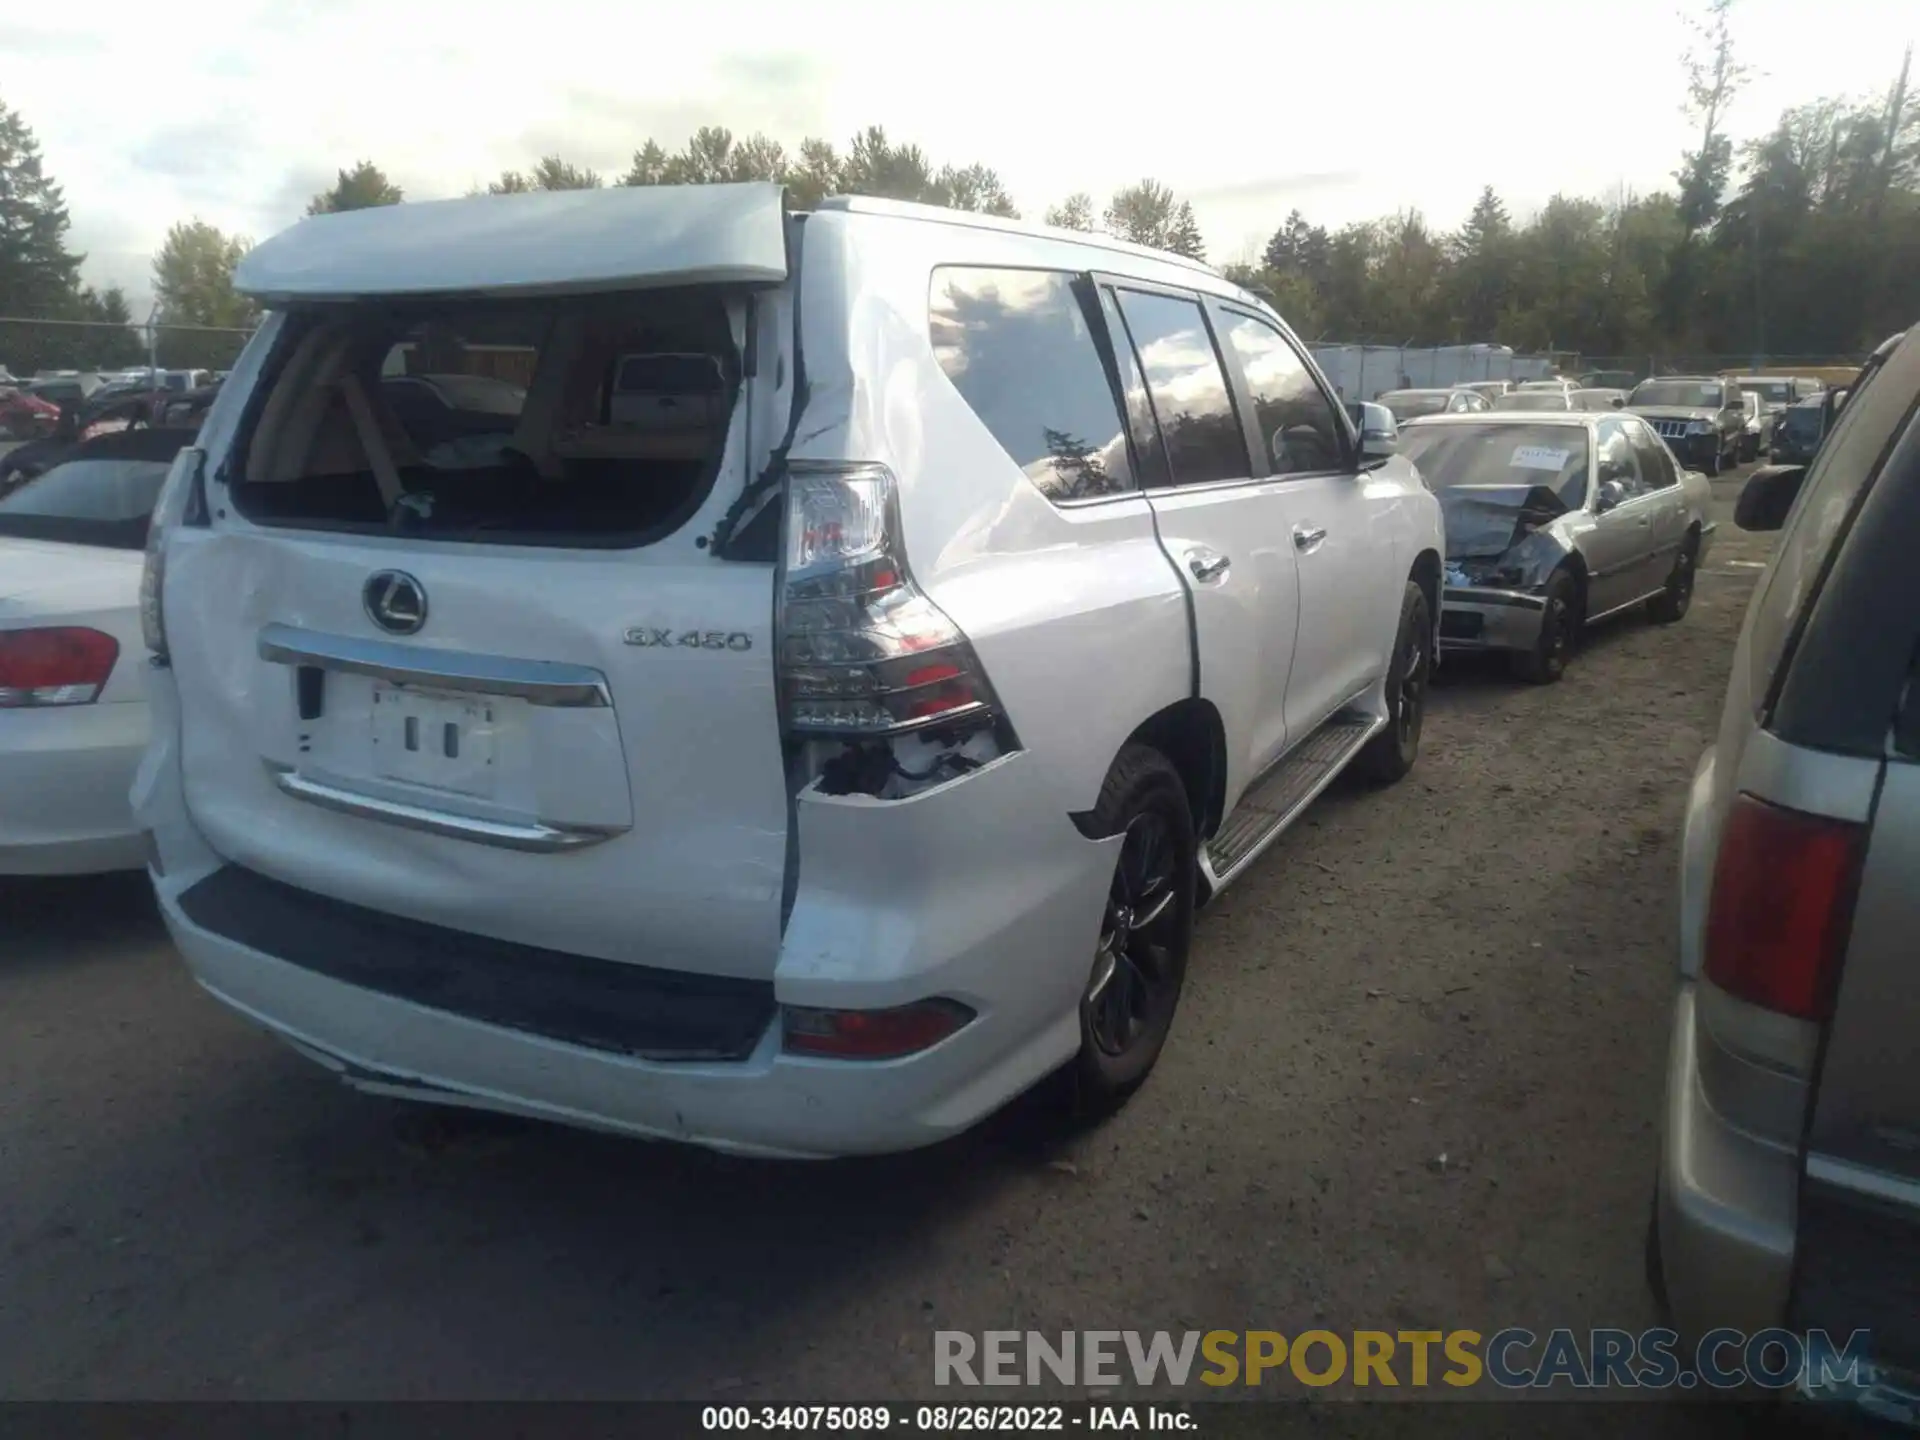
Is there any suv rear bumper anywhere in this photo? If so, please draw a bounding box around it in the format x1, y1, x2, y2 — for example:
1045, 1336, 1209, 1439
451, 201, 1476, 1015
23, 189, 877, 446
1656, 982, 1798, 1335
148, 742, 1116, 1158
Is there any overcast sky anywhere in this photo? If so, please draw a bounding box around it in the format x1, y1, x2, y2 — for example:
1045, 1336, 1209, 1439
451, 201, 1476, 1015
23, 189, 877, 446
8, 0, 1915, 317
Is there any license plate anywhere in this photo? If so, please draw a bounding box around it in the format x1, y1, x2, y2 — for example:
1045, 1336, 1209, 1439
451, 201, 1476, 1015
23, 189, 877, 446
370, 684, 498, 797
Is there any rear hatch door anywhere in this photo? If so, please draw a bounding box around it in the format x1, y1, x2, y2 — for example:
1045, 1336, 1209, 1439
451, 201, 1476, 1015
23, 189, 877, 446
166, 187, 796, 982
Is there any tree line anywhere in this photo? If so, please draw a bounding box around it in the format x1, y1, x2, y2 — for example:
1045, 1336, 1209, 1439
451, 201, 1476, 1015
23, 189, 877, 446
1, 3, 1912, 376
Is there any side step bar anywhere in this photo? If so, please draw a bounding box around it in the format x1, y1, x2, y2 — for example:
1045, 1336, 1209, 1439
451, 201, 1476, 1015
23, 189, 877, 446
1200, 709, 1382, 894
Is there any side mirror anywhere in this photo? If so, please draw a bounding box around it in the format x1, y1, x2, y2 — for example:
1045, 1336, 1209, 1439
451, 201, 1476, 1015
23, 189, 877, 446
1596, 479, 1628, 513
1349, 401, 1398, 464
1735, 464, 1807, 532
1610, 395, 1624, 408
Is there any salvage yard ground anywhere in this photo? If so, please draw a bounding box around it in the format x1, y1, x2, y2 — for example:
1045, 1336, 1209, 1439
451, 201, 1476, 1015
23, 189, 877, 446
3, 468, 1775, 1404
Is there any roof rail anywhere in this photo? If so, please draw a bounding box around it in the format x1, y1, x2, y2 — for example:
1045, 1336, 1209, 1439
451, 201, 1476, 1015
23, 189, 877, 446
811, 194, 1221, 277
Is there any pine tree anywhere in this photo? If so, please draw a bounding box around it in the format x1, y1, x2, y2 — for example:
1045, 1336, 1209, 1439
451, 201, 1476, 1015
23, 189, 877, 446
307, 161, 403, 216
0, 98, 84, 316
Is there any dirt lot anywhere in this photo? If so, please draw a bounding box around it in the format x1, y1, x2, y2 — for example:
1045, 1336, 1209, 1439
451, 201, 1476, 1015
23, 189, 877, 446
1, 472, 1776, 1403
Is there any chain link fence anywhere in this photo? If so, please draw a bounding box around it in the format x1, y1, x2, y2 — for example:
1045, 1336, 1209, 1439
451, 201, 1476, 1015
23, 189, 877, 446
1305, 343, 1871, 404
0, 317, 258, 385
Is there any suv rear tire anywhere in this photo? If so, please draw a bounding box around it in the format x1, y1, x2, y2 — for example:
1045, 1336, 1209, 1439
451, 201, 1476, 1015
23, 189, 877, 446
1353, 581, 1430, 785
1071, 745, 1196, 1115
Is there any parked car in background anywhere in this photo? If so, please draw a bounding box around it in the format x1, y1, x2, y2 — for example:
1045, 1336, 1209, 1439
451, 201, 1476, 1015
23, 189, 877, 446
1625, 376, 1747, 475
1491, 389, 1577, 413
1727, 374, 1814, 416
1400, 411, 1712, 683
26, 373, 104, 409
1374, 387, 1490, 424
1456, 380, 1512, 403
1578, 369, 1639, 391
1768, 394, 1827, 464
1651, 324, 1920, 1424
0, 427, 200, 874
1737, 391, 1767, 461
136, 184, 1447, 1158
1571, 388, 1628, 412
1516, 379, 1578, 394
0, 386, 61, 440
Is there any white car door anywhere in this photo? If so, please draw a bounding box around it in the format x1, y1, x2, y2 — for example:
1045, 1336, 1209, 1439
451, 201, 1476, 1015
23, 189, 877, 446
1211, 304, 1391, 737
1102, 283, 1299, 810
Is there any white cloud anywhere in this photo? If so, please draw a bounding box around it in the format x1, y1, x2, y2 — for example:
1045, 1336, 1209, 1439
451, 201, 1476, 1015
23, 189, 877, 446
9, 0, 1915, 316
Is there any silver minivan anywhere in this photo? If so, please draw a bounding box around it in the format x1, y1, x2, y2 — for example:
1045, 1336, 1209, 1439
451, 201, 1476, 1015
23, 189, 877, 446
1653, 325, 1919, 1412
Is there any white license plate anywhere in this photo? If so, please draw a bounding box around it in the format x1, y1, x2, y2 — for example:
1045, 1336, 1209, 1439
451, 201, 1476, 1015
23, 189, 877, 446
370, 684, 498, 796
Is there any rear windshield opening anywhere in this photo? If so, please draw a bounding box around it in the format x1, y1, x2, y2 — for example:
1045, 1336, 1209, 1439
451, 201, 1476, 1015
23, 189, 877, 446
226, 290, 740, 547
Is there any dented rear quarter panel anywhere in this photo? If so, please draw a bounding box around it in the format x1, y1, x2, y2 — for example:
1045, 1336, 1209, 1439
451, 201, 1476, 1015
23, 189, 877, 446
787, 210, 1198, 818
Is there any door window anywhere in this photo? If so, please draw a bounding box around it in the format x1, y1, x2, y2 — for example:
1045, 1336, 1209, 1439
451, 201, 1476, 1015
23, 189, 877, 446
1622, 417, 1679, 489
1111, 289, 1251, 487
1593, 420, 1647, 504
1216, 310, 1347, 475
1096, 288, 1171, 491
929, 267, 1141, 502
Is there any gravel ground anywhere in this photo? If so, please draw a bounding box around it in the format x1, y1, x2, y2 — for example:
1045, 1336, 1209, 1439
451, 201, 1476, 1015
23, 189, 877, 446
1, 470, 1782, 1406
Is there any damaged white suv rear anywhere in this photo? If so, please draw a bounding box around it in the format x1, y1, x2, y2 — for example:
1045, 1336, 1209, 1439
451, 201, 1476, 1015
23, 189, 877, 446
135, 184, 1444, 1157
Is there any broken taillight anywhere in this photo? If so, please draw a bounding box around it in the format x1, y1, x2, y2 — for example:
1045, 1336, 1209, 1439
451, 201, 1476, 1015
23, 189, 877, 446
777, 463, 1003, 737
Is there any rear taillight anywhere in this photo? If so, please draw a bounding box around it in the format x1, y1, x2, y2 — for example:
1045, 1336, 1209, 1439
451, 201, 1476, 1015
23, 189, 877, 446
0, 627, 119, 707
782, 999, 976, 1060
1703, 793, 1864, 1020
777, 464, 1003, 737
140, 446, 206, 663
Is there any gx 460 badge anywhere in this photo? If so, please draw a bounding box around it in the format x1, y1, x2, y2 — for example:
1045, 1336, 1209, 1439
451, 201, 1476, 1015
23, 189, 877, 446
624, 627, 754, 652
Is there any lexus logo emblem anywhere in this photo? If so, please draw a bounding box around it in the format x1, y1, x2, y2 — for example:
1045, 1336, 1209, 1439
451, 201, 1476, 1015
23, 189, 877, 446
363, 571, 428, 635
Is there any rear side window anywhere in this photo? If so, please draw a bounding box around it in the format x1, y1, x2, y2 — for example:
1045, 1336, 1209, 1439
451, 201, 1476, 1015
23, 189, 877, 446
1111, 289, 1250, 487
1746, 368, 1906, 714
1623, 418, 1678, 488
928, 267, 1136, 502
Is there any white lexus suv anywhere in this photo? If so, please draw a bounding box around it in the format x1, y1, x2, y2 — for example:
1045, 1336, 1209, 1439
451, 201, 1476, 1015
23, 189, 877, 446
135, 184, 1444, 1157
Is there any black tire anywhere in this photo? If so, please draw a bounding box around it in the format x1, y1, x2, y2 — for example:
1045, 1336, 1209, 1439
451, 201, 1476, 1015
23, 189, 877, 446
1703, 443, 1722, 477
1353, 581, 1430, 785
1071, 744, 1196, 1114
1647, 532, 1698, 624
1512, 569, 1580, 684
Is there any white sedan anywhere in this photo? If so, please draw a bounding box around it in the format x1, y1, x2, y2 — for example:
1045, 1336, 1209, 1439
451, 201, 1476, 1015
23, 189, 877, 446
0, 428, 193, 874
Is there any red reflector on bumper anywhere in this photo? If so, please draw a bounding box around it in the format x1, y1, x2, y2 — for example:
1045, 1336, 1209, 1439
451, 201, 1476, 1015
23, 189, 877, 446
781, 999, 975, 1060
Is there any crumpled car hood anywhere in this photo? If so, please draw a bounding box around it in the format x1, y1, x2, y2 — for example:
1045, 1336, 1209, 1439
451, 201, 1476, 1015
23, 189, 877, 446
1439, 483, 1569, 560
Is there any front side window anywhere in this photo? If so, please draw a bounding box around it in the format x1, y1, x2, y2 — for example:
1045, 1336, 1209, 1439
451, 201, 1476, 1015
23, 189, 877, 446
1218, 311, 1345, 474
929, 267, 1137, 502
1593, 420, 1647, 503
1112, 289, 1250, 487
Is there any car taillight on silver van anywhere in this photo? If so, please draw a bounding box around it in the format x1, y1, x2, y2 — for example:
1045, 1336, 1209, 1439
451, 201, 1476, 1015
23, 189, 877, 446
777, 462, 1002, 737
1703, 792, 1864, 1021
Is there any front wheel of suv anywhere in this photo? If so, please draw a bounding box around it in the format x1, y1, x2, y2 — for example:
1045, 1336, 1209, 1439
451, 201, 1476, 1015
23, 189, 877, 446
1353, 580, 1431, 785
1071, 745, 1196, 1115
